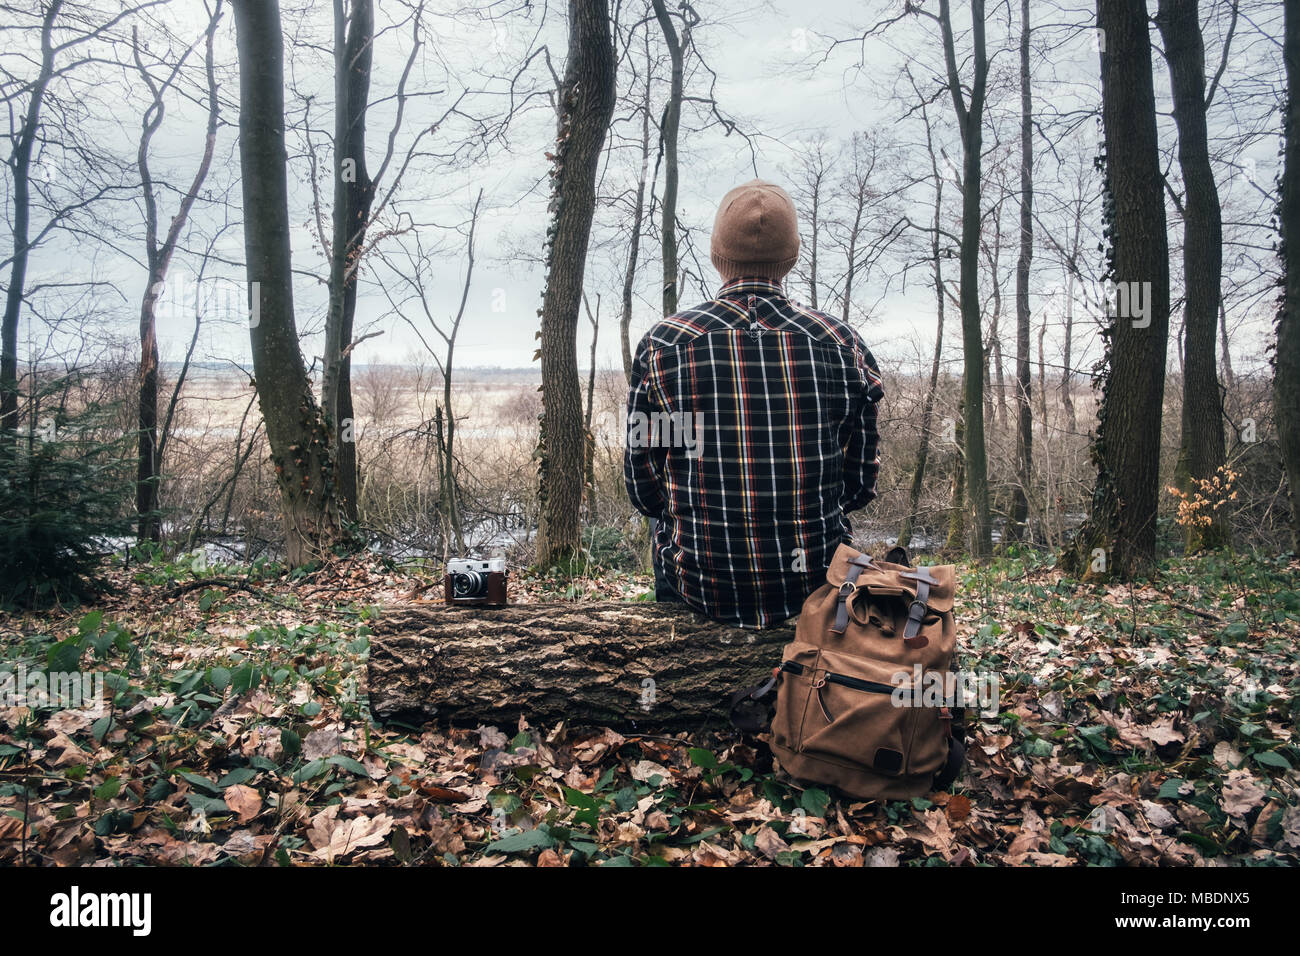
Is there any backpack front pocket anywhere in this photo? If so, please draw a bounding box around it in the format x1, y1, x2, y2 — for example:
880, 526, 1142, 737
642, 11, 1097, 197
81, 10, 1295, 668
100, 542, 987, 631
793, 648, 920, 777
771, 642, 822, 755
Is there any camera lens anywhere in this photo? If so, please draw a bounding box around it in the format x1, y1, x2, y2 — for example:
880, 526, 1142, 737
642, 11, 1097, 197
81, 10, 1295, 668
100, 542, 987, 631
451, 570, 482, 597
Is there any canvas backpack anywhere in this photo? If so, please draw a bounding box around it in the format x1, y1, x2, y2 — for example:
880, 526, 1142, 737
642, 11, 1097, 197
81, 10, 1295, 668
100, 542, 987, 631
730, 543, 966, 800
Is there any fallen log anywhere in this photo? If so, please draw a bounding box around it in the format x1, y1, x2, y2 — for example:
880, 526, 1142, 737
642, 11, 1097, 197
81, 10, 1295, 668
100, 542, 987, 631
366, 601, 793, 731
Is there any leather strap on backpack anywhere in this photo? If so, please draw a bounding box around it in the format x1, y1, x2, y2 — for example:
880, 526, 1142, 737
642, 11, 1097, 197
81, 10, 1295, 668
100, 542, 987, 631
727, 667, 779, 734
830, 555, 877, 635
898, 566, 940, 649
833, 557, 940, 645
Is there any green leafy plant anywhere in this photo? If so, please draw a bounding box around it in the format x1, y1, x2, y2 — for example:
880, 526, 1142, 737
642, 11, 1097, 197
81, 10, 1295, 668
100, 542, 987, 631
0, 385, 135, 607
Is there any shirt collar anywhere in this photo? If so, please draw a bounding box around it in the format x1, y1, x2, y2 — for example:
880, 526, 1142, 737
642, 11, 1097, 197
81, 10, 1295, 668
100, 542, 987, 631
717, 276, 787, 300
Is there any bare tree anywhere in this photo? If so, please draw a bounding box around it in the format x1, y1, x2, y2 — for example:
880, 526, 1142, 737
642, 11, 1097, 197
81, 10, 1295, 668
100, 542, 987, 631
1062, 0, 1171, 579
317, 0, 442, 525
1278, 0, 1300, 551
583, 290, 599, 495
3, 0, 165, 444
791, 136, 832, 310
619, 28, 654, 382
921, 0, 993, 556
320, 0, 378, 525
535, 0, 617, 566
833, 132, 895, 325
378, 190, 482, 555
1009, 0, 1034, 542
1157, 0, 1229, 550
233, 0, 341, 565
130, 2, 223, 542
650, 0, 696, 317
899, 92, 950, 551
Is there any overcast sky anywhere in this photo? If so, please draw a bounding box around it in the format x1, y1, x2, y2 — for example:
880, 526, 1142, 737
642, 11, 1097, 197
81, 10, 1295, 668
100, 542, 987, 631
8, 0, 1285, 380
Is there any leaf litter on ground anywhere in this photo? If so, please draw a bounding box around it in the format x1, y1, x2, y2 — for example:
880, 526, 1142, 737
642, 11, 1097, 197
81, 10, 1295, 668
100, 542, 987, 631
1, 549, 1297, 866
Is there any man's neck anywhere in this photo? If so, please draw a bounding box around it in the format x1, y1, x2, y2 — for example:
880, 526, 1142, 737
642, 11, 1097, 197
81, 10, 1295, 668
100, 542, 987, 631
718, 275, 786, 298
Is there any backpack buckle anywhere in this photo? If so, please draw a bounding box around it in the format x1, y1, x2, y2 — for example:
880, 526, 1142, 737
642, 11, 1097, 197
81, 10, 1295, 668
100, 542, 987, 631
901, 569, 936, 641
838, 581, 856, 599
906, 598, 927, 625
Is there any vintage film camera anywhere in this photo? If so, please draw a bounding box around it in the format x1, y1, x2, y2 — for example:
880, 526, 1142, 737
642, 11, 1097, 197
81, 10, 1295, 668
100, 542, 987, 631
444, 557, 508, 606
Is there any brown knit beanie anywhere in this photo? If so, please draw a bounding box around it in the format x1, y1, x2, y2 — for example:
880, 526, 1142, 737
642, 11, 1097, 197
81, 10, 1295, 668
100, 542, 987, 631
710, 179, 800, 282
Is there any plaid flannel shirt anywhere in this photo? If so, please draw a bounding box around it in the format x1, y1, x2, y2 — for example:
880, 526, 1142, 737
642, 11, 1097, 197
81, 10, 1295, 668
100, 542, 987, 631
624, 276, 884, 628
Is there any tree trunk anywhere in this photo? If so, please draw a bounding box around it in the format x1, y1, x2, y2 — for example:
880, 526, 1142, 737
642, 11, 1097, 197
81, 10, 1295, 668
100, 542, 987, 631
946, 385, 966, 552
1, 0, 61, 444
841, 162, 866, 326
134, 8, 223, 543
809, 174, 821, 310
1009, 0, 1034, 544
938, 0, 992, 558
1278, 0, 1300, 551
619, 48, 652, 383
584, 292, 599, 496
1061, 272, 1076, 430
984, 226, 1004, 432
322, 0, 376, 525
1157, 0, 1228, 551
651, 0, 690, 317
535, 0, 617, 567
367, 601, 790, 729
1038, 314, 1049, 424
233, 0, 342, 566
1062, 0, 1171, 580
900, 148, 947, 551
1219, 300, 1235, 395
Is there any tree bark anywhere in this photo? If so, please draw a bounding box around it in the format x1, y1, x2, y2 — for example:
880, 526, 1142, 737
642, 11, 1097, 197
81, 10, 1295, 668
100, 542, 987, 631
322, 0, 376, 525
1037, 314, 1048, 423
233, 0, 342, 566
619, 45, 652, 383
900, 125, 947, 551
1279, 0, 1300, 551
1, 0, 62, 444
583, 292, 599, 496
1009, 0, 1034, 544
1062, 0, 1171, 580
983, 223, 1004, 432
1218, 300, 1234, 394
809, 171, 821, 311
1157, 0, 1228, 551
937, 0, 992, 558
651, 0, 690, 317
946, 385, 966, 552
439, 191, 481, 556
134, 8, 223, 543
367, 601, 791, 729
1062, 272, 1076, 430
536, 0, 617, 567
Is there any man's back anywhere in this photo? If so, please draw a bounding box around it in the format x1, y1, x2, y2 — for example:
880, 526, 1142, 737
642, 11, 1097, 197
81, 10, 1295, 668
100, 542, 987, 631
625, 275, 884, 627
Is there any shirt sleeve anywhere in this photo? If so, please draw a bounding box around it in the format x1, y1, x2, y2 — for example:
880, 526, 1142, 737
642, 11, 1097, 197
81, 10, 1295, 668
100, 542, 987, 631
839, 337, 884, 515
624, 335, 668, 518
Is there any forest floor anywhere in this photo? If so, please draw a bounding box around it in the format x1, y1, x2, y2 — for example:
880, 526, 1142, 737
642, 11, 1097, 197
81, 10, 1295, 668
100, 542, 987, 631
1, 549, 1298, 867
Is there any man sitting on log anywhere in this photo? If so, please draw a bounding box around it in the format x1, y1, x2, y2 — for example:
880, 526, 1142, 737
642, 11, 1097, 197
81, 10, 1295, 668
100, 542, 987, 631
624, 178, 885, 629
